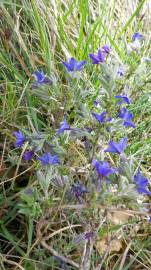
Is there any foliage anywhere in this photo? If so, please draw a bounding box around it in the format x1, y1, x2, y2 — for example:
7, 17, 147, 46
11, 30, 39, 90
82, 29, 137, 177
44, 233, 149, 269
0, 0, 151, 269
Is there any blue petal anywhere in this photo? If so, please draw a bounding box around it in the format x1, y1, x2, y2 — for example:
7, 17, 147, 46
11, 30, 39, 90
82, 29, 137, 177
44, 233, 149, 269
92, 111, 107, 123
117, 67, 124, 76
62, 61, 74, 72
102, 45, 110, 54
71, 183, 89, 198
93, 160, 115, 178
105, 141, 120, 154
63, 58, 85, 72
57, 117, 70, 135
115, 95, 130, 104
49, 155, 60, 165
38, 152, 50, 165
134, 170, 149, 187
69, 57, 77, 71
124, 121, 135, 128
137, 187, 151, 196
89, 54, 100, 64
23, 150, 34, 161
97, 49, 105, 62
132, 32, 143, 42
38, 152, 60, 165
13, 131, 26, 148
33, 71, 45, 83
118, 108, 135, 128
105, 138, 127, 154
118, 137, 128, 151
76, 60, 87, 71
93, 100, 99, 106
119, 108, 134, 123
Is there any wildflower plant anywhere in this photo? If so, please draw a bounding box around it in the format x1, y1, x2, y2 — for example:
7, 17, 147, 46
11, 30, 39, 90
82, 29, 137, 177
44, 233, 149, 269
7, 33, 151, 269
13, 42, 151, 208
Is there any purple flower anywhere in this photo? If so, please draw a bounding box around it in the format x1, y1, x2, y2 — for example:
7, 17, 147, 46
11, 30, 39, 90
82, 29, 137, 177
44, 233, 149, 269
105, 138, 128, 154
134, 169, 151, 196
23, 150, 34, 161
71, 183, 89, 200
118, 108, 135, 128
102, 45, 110, 54
93, 100, 99, 106
92, 111, 107, 123
115, 95, 131, 104
93, 160, 115, 178
13, 130, 26, 148
38, 152, 60, 166
33, 71, 46, 82
117, 66, 124, 76
84, 231, 94, 240
132, 32, 143, 42
32, 71, 52, 88
57, 117, 70, 135
62, 57, 86, 72
74, 231, 94, 244
89, 49, 105, 64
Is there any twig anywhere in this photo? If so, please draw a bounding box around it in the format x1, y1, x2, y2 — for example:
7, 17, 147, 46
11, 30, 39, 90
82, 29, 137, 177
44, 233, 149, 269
95, 238, 114, 270
36, 215, 80, 268
80, 239, 94, 270
80, 217, 106, 270
41, 240, 79, 268
44, 224, 81, 241
0, 254, 25, 270
119, 242, 132, 270
0, 164, 34, 186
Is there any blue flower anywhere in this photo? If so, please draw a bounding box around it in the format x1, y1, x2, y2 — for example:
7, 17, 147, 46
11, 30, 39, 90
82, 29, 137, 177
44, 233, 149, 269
105, 138, 128, 154
13, 130, 26, 148
93, 100, 99, 106
33, 71, 46, 82
115, 95, 131, 104
73, 231, 94, 244
62, 57, 86, 72
93, 160, 115, 178
38, 152, 60, 165
84, 231, 94, 240
23, 150, 34, 161
32, 71, 52, 88
102, 45, 110, 54
134, 169, 151, 196
117, 66, 124, 76
57, 117, 70, 135
92, 111, 107, 123
89, 49, 105, 64
118, 108, 135, 128
71, 183, 89, 200
132, 32, 143, 42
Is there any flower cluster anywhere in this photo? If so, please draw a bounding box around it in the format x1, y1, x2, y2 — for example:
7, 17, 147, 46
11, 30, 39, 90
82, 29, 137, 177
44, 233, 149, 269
70, 183, 89, 202
32, 71, 53, 88
62, 58, 87, 72
127, 32, 143, 53
13, 131, 60, 165
89, 45, 110, 64
13, 34, 151, 204
134, 170, 151, 196
92, 160, 115, 179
